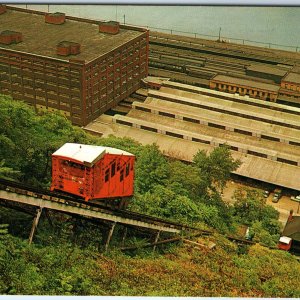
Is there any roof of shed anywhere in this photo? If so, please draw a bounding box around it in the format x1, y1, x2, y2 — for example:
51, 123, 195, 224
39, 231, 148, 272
211, 74, 280, 92
283, 72, 300, 84
0, 6, 144, 62
282, 216, 300, 241
53, 143, 134, 166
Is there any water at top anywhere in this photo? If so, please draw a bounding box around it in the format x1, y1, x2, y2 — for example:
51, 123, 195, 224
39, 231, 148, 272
17, 5, 300, 51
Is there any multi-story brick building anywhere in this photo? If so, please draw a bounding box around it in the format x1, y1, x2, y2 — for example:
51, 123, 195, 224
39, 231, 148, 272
0, 5, 149, 125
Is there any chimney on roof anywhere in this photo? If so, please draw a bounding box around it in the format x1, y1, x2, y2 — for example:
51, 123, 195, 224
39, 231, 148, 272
0, 30, 22, 45
0, 4, 7, 14
288, 209, 294, 222
57, 41, 81, 56
45, 12, 66, 25
99, 21, 120, 35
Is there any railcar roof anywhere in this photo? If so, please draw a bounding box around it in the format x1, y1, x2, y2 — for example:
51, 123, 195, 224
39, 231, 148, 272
53, 143, 134, 166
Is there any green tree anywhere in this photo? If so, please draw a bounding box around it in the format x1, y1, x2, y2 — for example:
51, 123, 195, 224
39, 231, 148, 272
134, 144, 170, 193
233, 187, 281, 243
193, 146, 241, 193
168, 160, 206, 200
0, 96, 90, 186
0, 160, 20, 180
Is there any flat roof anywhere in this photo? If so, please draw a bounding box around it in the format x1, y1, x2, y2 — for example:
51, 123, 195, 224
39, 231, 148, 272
283, 72, 300, 84
162, 80, 300, 115
211, 74, 280, 93
140, 98, 300, 144
156, 87, 300, 127
53, 143, 134, 166
0, 7, 144, 62
126, 109, 300, 158
246, 64, 287, 77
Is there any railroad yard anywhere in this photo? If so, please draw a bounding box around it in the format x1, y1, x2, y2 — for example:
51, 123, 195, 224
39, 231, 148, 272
85, 31, 300, 218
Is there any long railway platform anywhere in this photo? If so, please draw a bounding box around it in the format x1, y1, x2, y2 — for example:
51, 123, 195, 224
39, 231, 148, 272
162, 81, 300, 116
132, 99, 300, 147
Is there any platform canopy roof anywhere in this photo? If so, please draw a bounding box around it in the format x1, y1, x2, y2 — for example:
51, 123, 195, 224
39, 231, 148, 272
53, 143, 134, 167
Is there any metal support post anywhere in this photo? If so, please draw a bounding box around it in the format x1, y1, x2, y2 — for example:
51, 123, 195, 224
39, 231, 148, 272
104, 222, 116, 252
153, 230, 161, 252
28, 207, 43, 244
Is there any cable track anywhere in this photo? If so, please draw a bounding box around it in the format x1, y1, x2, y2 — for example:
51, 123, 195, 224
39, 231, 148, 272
0, 178, 200, 233
0, 179, 282, 249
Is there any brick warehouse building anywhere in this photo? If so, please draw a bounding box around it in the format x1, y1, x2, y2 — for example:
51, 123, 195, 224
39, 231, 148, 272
0, 5, 149, 125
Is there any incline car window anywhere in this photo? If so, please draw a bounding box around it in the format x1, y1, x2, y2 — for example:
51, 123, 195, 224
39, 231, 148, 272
120, 169, 124, 182
111, 161, 116, 177
126, 163, 130, 177
105, 169, 110, 182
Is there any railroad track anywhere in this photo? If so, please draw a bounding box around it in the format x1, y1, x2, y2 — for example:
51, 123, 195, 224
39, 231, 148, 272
149, 32, 300, 66
148, 32, 298, 88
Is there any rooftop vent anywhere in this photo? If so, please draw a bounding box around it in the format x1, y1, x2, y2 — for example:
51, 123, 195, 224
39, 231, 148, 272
0, 30, 22, 45
99, 21, 120, 35
57, 41, 81, 56
0, 5, 7, 14
45, 12, 66, 25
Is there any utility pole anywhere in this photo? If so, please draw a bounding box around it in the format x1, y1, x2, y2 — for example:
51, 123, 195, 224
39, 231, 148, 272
218, 27, 221, 42
123, 14, 125, 24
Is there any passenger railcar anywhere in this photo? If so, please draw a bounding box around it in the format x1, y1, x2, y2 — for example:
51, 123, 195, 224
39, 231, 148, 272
50, 143, 135, 204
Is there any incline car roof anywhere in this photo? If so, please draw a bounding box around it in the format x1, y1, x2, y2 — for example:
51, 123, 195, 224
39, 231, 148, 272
52, 143, 134, 167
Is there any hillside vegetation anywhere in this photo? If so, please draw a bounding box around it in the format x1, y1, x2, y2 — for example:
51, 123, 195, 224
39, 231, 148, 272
0, 95, 299, 297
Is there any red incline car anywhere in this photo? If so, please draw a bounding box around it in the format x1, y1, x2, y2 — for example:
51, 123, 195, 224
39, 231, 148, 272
51, 143, 135, 206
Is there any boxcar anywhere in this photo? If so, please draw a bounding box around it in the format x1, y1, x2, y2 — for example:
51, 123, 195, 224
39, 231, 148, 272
50, 143, 135, 202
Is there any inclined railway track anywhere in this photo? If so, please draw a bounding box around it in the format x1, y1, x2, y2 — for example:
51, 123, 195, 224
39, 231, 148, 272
0, 179, 271, 248
0, 178, 201, 234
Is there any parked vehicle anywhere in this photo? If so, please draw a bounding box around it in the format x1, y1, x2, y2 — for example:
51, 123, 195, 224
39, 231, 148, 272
272, 188, 282, 203
291, 195, 300, 201
278, 236, 292, 251
263, 190, 270, 198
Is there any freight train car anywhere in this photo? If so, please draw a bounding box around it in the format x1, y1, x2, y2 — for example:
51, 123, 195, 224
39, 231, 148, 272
51, 143, 135, 208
